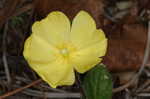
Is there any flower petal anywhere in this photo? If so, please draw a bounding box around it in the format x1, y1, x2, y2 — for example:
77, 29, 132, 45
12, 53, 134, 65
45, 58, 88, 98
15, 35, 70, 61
57, 68, 75, 86
23, 36, 32, 59
70, 11, 97, 49
32, 11, 70, 47
71, 30, 107, 73
23, 35, 59, 63
29, 57, 75, 88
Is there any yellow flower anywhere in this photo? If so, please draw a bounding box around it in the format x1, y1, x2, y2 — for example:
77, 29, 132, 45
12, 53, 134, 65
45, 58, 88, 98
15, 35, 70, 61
23, 11, 107, 88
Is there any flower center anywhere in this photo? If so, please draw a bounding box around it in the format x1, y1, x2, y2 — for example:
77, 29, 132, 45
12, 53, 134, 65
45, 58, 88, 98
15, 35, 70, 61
60, 48, 69, 57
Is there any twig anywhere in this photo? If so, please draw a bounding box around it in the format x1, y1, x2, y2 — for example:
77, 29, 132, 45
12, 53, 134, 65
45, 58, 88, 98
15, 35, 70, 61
125, 89, 131, 99
0, 78, 80, 98
145, 63, 150, 67
137, 93, 150, 97
15, 76, 67, 93
0, 79, 42, 99
22, 89, 81, 98
2, 22, 11, 84
113, 21, 150, 93
141, 86, 150, 92
137, 22, 150, 75
136, 79, 150, 93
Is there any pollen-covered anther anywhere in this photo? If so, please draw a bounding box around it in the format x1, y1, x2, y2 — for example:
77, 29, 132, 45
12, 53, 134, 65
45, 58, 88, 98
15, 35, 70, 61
60, 48, 69, 57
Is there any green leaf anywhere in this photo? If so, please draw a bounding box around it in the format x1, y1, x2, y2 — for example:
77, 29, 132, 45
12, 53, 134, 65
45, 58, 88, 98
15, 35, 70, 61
82, 64, 112, 99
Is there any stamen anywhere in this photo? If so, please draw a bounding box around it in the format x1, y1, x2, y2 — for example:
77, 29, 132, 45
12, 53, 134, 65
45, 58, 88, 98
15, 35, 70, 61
60, 48, 69, 57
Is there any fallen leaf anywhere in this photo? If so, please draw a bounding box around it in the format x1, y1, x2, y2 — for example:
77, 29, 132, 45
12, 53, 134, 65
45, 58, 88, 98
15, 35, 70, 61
34, 0, 105, 28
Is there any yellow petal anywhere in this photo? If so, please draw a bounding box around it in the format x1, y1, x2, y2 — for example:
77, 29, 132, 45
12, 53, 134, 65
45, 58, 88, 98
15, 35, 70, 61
29, 57, 75, 88
23, 35, 59, 63
70, 11, 97, 49
32, 11, 70, 47
71, 30, 107, 73
57, 68, 75, 86
23, 36, 32, 60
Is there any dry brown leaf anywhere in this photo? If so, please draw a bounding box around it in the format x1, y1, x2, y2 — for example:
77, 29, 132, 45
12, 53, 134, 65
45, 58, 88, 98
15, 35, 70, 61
103, 23, 148, 72
34, 0, 105, 28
